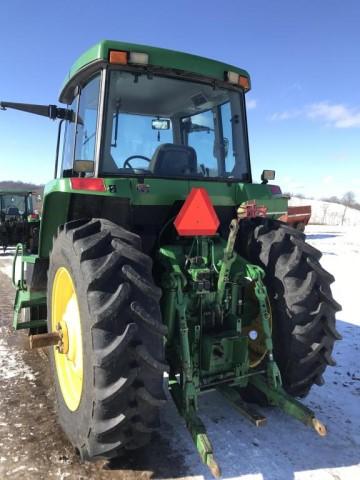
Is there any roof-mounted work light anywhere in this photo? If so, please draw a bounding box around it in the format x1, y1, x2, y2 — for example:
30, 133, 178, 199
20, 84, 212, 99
109, 50, 149, 66
226, 71, 250, 91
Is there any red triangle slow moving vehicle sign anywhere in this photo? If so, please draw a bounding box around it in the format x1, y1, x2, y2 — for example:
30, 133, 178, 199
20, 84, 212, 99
174, 187, 220, 236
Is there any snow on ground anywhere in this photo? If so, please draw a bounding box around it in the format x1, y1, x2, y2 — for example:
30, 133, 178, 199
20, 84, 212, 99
289, 197, 360, 226
0, 327, 36, 382
0, 225, 359, 480
0, 247, 15, 278
305, 226, 359, 354
0, 247, 23, 281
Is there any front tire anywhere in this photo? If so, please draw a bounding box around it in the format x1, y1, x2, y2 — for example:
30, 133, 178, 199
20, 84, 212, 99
237, 218, 341, 397
47, 218, 168, 459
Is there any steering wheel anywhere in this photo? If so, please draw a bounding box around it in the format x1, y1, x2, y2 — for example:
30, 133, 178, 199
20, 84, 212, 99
123, 155, 151, 169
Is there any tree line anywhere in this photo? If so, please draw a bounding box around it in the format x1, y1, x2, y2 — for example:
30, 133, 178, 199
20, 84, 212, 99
321, 191, 360, 211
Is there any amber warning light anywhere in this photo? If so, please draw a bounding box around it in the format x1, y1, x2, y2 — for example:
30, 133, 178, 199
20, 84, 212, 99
226, 71, 250, 91
109, 50, 149, 65
174, 188, 220, 236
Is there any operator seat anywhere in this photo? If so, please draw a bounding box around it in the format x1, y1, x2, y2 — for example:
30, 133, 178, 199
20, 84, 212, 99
6, 207, 20, 216
149, 144, 198, 176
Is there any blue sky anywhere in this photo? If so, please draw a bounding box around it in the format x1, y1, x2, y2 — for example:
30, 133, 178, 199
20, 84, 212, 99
0, 0, 359, 200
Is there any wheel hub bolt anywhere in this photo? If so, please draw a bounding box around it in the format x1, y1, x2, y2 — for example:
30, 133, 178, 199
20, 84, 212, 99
56, 321, 69, 354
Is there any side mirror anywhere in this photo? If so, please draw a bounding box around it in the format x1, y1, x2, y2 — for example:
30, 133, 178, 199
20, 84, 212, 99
152, 118, 170, 130
74, 160, 95, 174
261, 169, 275, 184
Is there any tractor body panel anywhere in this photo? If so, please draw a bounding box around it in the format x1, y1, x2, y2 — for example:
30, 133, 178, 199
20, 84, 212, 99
38, 178, 287, 258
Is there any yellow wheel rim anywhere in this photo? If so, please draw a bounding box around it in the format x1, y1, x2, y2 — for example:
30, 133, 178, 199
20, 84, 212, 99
52, 267, 83, 411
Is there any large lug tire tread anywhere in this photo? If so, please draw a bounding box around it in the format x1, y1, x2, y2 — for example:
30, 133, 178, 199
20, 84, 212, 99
237, 218, 341, 397
47, 218, 168, 460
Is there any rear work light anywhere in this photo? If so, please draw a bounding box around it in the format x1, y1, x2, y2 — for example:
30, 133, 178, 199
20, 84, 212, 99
70, 178, 106, 192
226, 71, 250, 92
109, 50, 149, 66
129, 51, 149, 65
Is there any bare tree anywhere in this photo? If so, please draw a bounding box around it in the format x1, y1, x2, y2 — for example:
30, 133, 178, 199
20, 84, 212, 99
342, 191, 356, 207
322, 195, 340, 204
341, 191, 356, 225
322, 204, 329, 224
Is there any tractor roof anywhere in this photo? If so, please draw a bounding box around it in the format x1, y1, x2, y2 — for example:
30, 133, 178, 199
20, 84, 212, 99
60, 40, 250, 102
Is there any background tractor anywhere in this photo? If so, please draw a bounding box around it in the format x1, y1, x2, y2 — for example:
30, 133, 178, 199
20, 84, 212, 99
0, 190, 40, 252
1, 41, 341, 476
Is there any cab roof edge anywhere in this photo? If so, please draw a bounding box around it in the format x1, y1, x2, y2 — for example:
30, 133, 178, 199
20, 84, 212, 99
59, 40, 251, 103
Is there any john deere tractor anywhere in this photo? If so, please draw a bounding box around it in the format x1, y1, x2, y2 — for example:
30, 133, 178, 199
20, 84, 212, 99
1, 41, 341, 476
0, 190, 40, 253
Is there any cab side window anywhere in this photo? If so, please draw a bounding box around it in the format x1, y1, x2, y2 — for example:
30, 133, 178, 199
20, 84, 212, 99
75, 74, 101, 163
60, 73, 101, 177
61, 96, 78, 177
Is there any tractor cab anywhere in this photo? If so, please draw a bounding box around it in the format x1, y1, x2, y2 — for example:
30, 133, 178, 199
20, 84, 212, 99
0, 191, 39, 252
0, 191, 33, 220
58, 45, 251, 185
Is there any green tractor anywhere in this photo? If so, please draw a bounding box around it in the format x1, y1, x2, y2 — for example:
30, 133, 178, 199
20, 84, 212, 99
0, 190, 40, 253
1, 41, 341, 476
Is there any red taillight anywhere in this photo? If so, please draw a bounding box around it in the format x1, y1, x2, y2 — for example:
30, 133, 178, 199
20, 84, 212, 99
70, 178, 106, 192
174, 188, 220, 236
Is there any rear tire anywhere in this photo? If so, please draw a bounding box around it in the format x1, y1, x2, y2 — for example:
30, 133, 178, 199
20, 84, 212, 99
47, 218, 168, 459
237, 218, 341, 397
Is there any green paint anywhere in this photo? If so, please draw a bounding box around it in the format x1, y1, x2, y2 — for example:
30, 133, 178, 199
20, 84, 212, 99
13, 281, 47, 330
12, 244, 46, 329
37, 177, 287, 258
169, 380, 221, 477
158, 232, 270, 401
13, 289, 47, 330
216, 219, 239, 305
42, 175, 287, 208
156, 221, 322, 475
60, 40, 250, 101
250, 375, 317, 428
157, 224, 288, 475
39, 180, 71, 257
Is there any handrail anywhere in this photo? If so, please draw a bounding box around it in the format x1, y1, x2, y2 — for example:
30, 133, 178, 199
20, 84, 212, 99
12, 243, 24, 288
